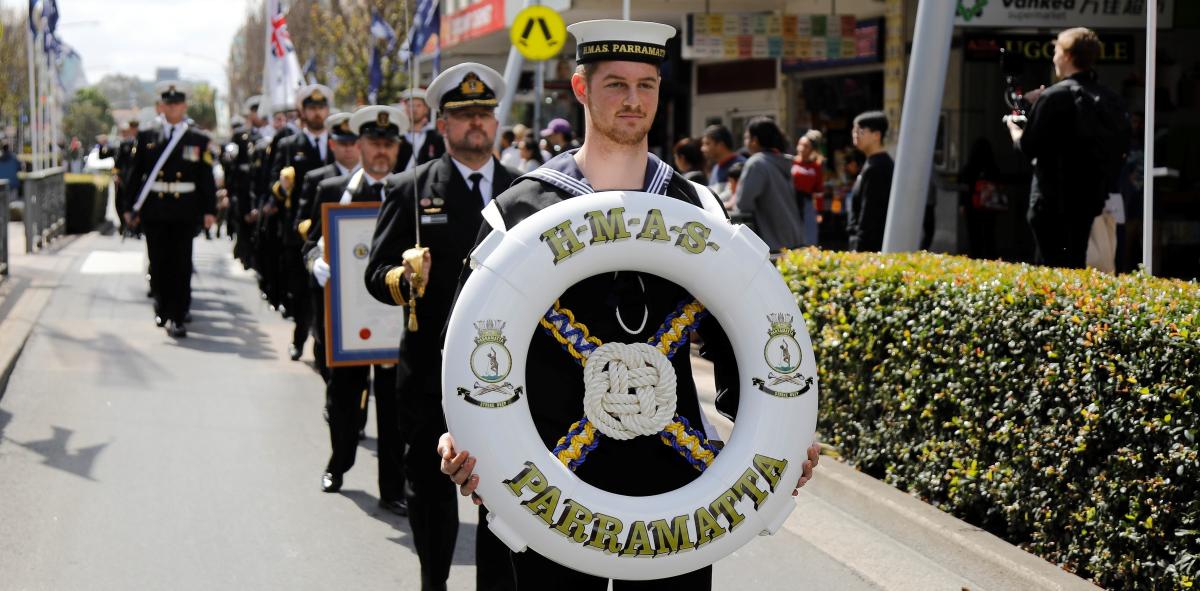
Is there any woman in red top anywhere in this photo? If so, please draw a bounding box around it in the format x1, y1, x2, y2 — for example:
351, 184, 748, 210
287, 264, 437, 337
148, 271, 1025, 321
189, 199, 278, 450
791, 129, 825, 246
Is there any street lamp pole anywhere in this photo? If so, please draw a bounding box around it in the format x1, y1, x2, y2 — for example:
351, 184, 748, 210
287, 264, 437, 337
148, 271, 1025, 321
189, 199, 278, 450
1142, 4, 1157, 275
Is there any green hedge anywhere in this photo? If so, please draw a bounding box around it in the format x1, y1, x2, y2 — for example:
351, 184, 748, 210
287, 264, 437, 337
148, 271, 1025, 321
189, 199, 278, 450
779, 249, 1199, 590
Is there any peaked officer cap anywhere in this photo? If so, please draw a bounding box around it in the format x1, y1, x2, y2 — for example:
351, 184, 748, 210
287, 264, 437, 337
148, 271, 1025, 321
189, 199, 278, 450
350, 105, 409, 140
295, 83, 334, 110
154, 80, 191, 104
425, 63, 505, 114
326, 112, 356, 142
244, 95, 264, 114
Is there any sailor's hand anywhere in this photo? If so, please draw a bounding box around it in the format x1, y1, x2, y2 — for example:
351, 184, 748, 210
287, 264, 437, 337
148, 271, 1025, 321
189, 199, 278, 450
203, 214, 216, 230
792, 442, 821, 496
122, 212, 137, 228
438, 432, 482, 505
1024, 85, 1046, 104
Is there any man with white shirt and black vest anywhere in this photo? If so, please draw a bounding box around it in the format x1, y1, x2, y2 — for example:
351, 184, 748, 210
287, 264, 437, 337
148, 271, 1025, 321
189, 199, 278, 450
292, 111, 361, 381
365, 64, 520, 591
301, 105, 409, 516
122, 80, 216, 338
271, 84, 335, 361
396, 88, 446, 172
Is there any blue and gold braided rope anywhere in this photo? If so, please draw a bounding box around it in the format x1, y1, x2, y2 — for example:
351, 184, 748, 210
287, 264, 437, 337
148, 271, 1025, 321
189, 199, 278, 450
542, 298, 720, 472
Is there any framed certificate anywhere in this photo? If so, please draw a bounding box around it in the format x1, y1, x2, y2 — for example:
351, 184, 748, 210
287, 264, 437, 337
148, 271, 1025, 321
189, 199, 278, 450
322, 202, 402, 367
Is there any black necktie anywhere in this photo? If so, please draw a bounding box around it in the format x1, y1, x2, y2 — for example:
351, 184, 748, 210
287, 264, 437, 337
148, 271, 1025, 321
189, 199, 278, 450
469, 172, 484, 204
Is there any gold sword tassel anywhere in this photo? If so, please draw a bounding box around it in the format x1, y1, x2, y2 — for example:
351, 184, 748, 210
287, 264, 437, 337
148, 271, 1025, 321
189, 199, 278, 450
402, 246, 430, 332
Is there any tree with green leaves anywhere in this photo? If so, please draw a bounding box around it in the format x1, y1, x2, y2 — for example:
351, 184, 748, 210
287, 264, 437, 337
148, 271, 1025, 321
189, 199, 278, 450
187, 82, 217, 130
63, 87, 115, 144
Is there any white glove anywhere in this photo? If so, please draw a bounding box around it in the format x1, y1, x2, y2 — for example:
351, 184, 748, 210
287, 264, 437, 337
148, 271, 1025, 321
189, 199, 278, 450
313, 257, 331, 287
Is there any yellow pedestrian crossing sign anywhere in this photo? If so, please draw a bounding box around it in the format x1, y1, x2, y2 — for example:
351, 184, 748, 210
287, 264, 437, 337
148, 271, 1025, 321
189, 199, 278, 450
510, 6, 567, 62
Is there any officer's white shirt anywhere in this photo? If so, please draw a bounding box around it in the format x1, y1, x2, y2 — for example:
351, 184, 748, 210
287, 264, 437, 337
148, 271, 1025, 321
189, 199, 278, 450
334, 162, 355, 177
403, 128, 427, 171
162, 120, 185, 141
304, 129, 329, 161
451, 157, 495, 206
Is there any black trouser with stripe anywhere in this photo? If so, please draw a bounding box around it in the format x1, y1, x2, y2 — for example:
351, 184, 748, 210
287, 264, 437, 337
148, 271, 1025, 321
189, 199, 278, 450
142, 221, 194, 324
325, 364, 404, 501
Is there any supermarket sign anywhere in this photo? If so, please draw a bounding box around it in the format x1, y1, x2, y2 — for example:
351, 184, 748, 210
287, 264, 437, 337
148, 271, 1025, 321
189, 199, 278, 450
954, 0, 1172, 29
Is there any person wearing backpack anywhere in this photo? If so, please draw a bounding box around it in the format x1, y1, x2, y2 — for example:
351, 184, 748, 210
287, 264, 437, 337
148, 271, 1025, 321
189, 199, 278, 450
1007, 27, 1130, 269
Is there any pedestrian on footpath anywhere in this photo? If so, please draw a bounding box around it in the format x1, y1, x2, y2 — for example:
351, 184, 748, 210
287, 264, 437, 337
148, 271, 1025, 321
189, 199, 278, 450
729, 117, 805, 251
792, 129, 826, 247
846, 111, 894, 253
302, 106, 409, 516
364, 64, 521, 591
121, 80, 217, 338
700, 124, 744, 196
1006, 27, 1129, 269
436, 20, 820, 590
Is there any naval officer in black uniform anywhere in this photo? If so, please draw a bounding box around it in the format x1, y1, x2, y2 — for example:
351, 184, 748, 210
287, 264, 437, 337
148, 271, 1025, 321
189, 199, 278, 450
122, 81, 217, 338
437, 21, 822, 590
302, 105, 409, 515
365, 64, 520, 591
396, 88, 445, 172
295, 111, 362, 377
272, 84, 335, 361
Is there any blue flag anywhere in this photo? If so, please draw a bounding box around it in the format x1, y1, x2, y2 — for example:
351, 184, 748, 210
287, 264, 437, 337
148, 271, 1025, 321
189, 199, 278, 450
42, 0, 58, 33
368, 45, 383, 105
370, 11, 397, 53
406, 0, 440, 71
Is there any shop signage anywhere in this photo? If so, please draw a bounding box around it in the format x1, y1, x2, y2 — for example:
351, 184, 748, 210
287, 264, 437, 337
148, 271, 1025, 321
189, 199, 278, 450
965, 32, 1135, 64
683, 13, 882, 64
954, 0, 1173, 29
442, 0, 505, 49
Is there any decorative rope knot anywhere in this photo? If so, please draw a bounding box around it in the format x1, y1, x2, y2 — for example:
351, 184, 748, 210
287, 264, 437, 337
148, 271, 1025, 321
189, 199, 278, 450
583, 342, 677, 440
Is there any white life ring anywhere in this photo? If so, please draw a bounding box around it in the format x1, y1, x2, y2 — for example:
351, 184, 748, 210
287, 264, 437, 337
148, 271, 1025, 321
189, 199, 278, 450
442, 191, 818, 580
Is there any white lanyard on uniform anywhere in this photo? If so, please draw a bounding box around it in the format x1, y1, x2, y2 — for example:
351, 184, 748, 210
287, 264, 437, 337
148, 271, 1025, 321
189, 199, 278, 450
132, 122, 189, 213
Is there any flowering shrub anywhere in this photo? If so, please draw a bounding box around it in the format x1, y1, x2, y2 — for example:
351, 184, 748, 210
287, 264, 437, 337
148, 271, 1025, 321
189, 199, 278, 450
779, 249, 1199, 589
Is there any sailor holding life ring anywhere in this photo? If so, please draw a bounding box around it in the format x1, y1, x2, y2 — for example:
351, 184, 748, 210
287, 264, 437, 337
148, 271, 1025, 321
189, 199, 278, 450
438, 19, 821, 590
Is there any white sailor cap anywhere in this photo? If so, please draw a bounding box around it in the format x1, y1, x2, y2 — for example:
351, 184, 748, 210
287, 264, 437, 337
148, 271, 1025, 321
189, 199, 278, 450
349, 105, 409, 140
295, 83, 334, 110
154, 80, 191, 104
567, 19, 676, 65
398, 88, 428, 102
243, 95, 264, 114
426, 63, 505, 115
325, 112, 356, 142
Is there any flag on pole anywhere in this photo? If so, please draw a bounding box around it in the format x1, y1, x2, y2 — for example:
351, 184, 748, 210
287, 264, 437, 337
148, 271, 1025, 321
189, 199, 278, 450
403, 0, 441, 74
370, 11, 397, 53
28, 0, 39, 34
263, 0, 305, 112
368, 46, 383, 105
303, 56, 318, 84
42, 0, 58, 33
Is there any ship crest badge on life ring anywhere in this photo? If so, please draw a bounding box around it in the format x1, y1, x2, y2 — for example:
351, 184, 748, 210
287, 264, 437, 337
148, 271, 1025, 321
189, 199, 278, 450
753, 313, 814, 399
457, 320, 522, 408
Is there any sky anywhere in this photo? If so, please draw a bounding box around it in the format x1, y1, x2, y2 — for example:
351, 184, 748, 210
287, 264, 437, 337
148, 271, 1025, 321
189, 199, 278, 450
4, 0, 258, 97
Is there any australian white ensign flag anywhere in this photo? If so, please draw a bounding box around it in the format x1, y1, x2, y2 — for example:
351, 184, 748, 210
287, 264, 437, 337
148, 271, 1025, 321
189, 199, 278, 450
263, 0, 305, 113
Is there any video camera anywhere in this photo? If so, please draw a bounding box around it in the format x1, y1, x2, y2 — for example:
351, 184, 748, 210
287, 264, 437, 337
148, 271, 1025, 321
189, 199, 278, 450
1000, 48, 1031, 127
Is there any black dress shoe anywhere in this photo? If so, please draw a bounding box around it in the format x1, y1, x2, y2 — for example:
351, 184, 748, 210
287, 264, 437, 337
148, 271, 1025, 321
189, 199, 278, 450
288, 343, 302, 361
379, 498, 408, 517
321, 472, 342, 493
155, 315, 167, 328
167, 321, 187, 338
